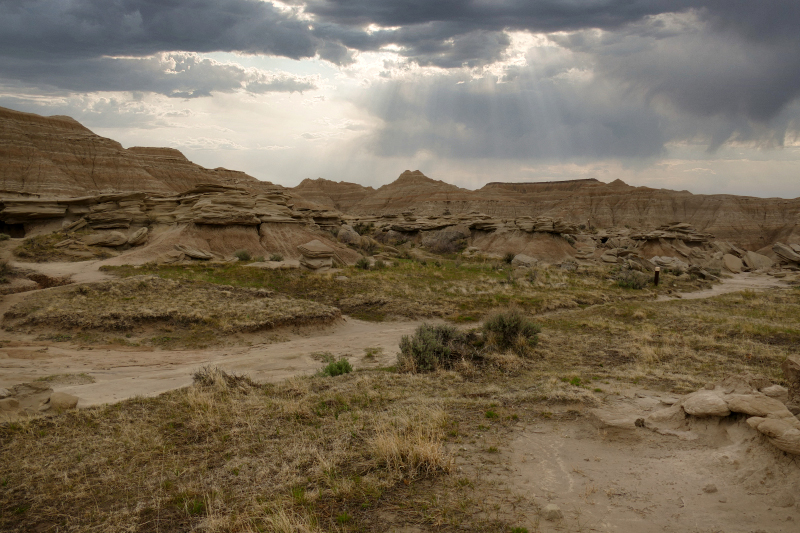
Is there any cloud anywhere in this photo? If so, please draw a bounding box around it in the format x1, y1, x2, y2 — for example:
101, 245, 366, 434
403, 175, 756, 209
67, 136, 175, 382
359, 68, 667, 161
0, 52, 316, 97
170, 137, 246, 151
0, 0, 318, 60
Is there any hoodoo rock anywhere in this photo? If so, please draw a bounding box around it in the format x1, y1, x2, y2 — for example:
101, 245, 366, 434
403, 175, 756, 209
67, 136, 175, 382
298, 240, 335, 270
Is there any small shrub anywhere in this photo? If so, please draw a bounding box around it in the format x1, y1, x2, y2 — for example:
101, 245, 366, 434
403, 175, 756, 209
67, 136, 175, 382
233, 249, 251, 261
269, 253, 284, 262
503, 251, 515, 264
482, 308, 541, 355
319, 356, 353, 377
616, 269, 649, 290
0, 259, 10, 283
398, 323, 474, 372
355, 257, 371, 270
0, 233, 10, 241
562, 234, 576, 245
253, 255, 265, 262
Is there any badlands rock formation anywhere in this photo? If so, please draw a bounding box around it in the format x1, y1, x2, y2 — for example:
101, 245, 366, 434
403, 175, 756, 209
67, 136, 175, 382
2, 107, 799, 271
646, 373, 800, 456
292, 171, 800, 251
0, 106, 270, 196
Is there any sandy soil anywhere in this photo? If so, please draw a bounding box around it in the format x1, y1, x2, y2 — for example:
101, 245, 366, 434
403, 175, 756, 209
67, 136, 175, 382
462, 388, 800, 532
658, 272, 789, 301
0, 317, 423, 407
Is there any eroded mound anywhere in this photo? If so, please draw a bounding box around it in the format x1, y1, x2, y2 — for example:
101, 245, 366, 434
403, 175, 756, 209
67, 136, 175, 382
3, 275, 340, 333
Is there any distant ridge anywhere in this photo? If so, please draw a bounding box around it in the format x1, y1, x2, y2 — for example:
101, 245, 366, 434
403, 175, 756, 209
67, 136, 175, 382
0, 105, 271, 196
291, 170, 800, 249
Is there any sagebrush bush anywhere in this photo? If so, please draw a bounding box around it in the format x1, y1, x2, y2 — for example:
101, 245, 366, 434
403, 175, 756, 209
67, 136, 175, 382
355, 257, 371, 270
482, 308, 541, 355
398, 323, 474, 372
234, 249, 252, 261
319, 356, 353, 377
269, 253, 284, 262
616, 269, 649, 290
503, 252, 515, 264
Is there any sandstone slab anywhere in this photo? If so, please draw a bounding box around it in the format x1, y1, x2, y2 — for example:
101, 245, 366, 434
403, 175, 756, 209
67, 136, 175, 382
683, 390, 730, 417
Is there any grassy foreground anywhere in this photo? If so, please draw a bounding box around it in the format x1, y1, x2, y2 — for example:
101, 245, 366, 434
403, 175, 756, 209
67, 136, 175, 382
2, 286, 797, 532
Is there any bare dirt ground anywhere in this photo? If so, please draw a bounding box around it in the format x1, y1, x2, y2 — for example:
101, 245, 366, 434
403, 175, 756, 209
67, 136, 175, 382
492, 391, 800, 533
0, 317, 422, 407
658, 271, 788, 301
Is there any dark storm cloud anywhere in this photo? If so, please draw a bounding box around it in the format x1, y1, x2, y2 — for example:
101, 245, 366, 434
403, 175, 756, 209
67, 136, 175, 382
361, 71, 667, 160
1, 0, 799, 160
0, 53, 315, 97
0, 0, 318, 60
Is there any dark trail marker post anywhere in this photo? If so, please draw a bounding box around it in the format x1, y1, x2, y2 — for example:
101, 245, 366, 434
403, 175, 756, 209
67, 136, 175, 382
654, 267, 660, 286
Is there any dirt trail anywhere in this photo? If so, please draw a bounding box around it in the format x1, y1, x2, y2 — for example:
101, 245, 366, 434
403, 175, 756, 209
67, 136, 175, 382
658, 271, 788, 301
0, 318, 422, 407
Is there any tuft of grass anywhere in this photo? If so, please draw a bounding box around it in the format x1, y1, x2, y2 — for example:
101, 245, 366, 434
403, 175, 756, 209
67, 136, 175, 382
616, 269, 650, 290
0, 233, 10, 241
482, 307, 541, 355
233, 249, 252, 261
503, 252, 515, 264
319, 356, 353, 377
355, 256, 371, 270
398, 323, 475, 372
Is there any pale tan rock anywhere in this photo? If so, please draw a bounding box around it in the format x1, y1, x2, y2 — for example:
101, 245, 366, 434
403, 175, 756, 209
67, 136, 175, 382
743, 250, 774, 270
174, 244, 213, 260
48, 392, 79, 410
82, 231, 128, 247
683, 390, 730, 417
723, 253, 743, 273
511, 254, 538, 268
542, 504, 563, 521
297, 240, 334, 258
337, 224, 360, 244
749, 417, 800, 455
724, 393, 788, 417
760, 385, 790, 404
0, 397, 19, 411
127, 227, 149, 245
774, 243, 800, 263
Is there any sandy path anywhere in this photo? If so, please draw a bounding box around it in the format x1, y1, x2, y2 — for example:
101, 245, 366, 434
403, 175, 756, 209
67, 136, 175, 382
0, 317, 423, 407
658, 271, 788, 301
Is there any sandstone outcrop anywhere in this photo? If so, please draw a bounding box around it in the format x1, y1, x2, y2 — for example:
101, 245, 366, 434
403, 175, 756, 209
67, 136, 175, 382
298, 240, 335, 270
645, 374, 800, 456
0, 106, 275, 196
292, 171, 800, 251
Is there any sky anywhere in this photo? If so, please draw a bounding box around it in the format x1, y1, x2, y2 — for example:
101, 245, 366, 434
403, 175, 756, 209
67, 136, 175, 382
1, 0, 799, 198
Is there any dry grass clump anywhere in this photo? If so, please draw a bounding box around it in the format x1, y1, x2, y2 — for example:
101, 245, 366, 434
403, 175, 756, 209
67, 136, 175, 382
398, 309, 541, 374
3, 275, 340, 334
0, 369, 461, 532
